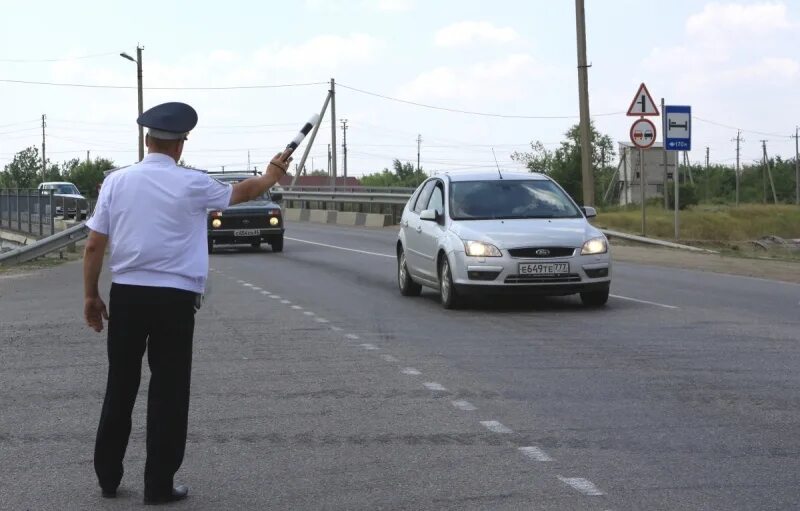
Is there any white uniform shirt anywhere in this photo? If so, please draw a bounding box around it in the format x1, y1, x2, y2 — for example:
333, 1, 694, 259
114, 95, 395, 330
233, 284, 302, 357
87, 153, 232, 294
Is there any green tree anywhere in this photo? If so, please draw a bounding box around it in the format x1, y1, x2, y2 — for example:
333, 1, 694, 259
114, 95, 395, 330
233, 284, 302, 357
1, 146, 42, 188
67, 157, 116, 197
511, 121, 615, 204
309, 169, 328, 177
360, 159, 427, 188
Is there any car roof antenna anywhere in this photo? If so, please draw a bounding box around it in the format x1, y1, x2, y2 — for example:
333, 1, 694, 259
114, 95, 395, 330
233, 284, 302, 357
492, 148, 503, 179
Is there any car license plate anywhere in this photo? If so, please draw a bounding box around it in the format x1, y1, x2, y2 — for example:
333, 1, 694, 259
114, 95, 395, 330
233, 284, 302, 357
234, 229, 260, 237
519, 262, 569, 275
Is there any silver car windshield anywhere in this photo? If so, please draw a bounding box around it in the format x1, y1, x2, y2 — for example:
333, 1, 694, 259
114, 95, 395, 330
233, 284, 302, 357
449, 180, 582, 220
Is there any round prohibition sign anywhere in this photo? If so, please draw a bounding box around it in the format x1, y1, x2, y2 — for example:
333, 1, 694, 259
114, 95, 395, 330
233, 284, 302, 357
630, 118, 657, 149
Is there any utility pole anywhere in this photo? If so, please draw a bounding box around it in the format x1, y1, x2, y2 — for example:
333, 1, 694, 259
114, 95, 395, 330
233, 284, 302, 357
761, 140, 778, 204
705, 147, 710, 202
574, 0, 594, 206
417, 134, 422, 173
87, 150, 91, 163
41, 114, 46, 179
340, 118, 348, 180
732, 130, 742, 206
793, 127, 799, 205
247, 150, 251, 172
661, 98, 668, 209
330, 78, 337, 189
327, 143, 331, 176
761, 140, 768, 204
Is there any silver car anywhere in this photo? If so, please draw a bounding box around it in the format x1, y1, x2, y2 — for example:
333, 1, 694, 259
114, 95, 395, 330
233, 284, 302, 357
396, 171, 611, 309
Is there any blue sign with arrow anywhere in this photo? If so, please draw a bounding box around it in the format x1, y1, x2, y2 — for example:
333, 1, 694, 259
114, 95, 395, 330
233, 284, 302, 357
664, 105, 691, 151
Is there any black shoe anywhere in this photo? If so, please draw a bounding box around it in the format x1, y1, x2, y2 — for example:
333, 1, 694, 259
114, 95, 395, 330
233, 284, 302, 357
144, 485, 189, 505
101, 488, 117, 499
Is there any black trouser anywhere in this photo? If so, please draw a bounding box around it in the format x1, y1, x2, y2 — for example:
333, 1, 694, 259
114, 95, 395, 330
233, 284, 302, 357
94, 283, 196, 496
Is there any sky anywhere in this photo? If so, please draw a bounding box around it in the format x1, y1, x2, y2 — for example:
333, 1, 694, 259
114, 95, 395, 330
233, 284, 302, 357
1, 0, 798, 177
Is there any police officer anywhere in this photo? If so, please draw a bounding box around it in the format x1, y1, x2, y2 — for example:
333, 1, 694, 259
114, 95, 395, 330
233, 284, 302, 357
83, 102, 291, 504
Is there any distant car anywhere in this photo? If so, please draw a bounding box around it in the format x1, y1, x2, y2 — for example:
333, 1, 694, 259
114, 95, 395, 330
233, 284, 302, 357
37, 181, 88, 219
207, 172, 285, 254
396, 171, 611, 309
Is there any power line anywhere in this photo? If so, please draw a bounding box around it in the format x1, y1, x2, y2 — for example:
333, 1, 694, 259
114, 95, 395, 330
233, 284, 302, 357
0, 78, 327, 90
695, 115, 788, 138
0, 51, 120, 63
337, 82, 624, 119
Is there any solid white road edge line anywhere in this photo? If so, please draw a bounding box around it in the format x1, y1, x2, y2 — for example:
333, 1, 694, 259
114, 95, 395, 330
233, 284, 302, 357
286, 237, 394, 259
610, 294, 679, 309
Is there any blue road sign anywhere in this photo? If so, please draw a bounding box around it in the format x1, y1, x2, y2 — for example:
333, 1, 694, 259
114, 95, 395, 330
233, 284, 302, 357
664, 105, 691, 151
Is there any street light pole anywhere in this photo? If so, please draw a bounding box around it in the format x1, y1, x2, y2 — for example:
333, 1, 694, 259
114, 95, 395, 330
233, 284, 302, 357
120, 46, 144, 161
136, 45, 143, 161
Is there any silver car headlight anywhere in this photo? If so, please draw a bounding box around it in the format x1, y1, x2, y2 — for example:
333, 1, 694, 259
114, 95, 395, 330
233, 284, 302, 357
464, 240, 502, 257
581, 237, 607, 255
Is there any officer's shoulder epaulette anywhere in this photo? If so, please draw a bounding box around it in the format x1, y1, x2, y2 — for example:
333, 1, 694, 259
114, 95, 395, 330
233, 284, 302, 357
103, 165, 132, 178
177, 165, 208, 173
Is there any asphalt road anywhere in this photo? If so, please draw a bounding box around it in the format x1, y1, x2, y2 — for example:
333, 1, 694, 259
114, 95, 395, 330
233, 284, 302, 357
1, 221, 799, 510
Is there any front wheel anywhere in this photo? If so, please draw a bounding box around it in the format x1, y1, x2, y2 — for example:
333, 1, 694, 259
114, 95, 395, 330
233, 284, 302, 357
439, 257, 462, 309
271, 236, 284, 252
398, 248, 422, 296
580, 288, 609, 307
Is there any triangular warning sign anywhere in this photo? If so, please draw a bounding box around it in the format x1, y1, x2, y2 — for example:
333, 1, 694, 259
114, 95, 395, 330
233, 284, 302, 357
626, 83, 659, 116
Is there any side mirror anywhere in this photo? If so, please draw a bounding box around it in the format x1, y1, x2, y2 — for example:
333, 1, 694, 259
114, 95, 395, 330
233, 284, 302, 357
420, 208, 443, 224
272, 192, 283, 202
582, 206, 597, 218
420, 209, 437, 221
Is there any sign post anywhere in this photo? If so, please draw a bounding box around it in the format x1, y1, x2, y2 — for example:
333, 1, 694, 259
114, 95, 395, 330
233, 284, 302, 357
627, 84, 659, 236
664, 105, 692, 240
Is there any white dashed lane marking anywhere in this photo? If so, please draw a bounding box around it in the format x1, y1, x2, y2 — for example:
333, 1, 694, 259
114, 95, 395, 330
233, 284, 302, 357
519, 446, 553, 462
260, 291, 270, 296
557, 476, 604, 496
451, 400, 476, 411
381, 354, 399, 363
315, 318, 330, 323
291, 305, 303, 310
330, 326, 342, 332
400, 367, 421, 375
345, 334, 359, 340
423, 382, 447, 392
281, 300, 291, 304
480, 420, 513, 434
304, 311, 315, 316
270, 295, 281, 300
359, 343, 379, 350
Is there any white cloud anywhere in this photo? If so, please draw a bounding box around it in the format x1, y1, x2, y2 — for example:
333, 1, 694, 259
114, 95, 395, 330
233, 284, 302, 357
434, 21, 520, 48
398, 54, 548, 102
686, 2, 793, 39
305, 0, 413, 12
374, 0, 413, 11
642, 2, 798, 93
253, 33, 383, 71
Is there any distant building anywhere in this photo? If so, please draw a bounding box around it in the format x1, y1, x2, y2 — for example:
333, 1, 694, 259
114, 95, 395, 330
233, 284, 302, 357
614, 142, 678, 205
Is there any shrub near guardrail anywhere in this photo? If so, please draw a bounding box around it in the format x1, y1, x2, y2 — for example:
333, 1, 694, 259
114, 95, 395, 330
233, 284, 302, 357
596, 204, 800, 241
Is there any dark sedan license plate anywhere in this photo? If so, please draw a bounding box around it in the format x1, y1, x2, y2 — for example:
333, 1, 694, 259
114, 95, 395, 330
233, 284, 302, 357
519, 262, 569, 275
234, 229, 260, 237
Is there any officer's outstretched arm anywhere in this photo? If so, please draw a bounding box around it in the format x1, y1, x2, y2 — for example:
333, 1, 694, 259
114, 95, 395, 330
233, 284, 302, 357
230, 153, 291, 205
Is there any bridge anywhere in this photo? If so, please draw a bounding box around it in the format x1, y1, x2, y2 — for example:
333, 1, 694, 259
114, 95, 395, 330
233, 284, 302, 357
1, 196, 800, 510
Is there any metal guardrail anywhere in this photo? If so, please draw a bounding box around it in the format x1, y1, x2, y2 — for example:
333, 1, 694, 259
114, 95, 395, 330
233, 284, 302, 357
0, 188, 93, 237
0, 221, 89, 267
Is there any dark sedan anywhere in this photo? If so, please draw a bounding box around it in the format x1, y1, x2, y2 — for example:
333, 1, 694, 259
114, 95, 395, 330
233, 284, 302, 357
207, 172, 285, 253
